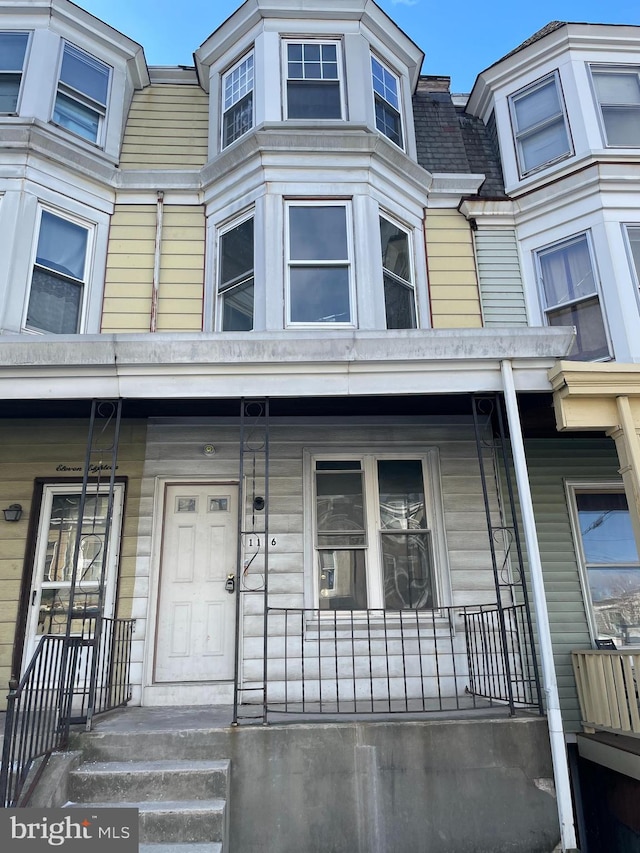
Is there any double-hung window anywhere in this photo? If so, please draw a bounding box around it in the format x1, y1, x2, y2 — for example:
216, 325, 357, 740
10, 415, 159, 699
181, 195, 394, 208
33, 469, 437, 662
570, 488, 640, 645
287, 202, 353, 325
285, 41, 342, 119
222, 52, 254, 148
0, 32, 28, 113
371, 55, 403, 149
53, 42, 110, 144
25, 210, 90, 334
218, 215, 254, 331
625, 225, 640, 286
380, 216, 416, 329
535, 233, 609, 361
315, 456, 437, 611
509, 72, 571, 175
591, 66, 640, 147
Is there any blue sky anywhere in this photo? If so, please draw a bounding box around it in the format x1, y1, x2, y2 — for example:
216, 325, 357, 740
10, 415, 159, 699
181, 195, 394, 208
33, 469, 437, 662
75, 0, 640, 92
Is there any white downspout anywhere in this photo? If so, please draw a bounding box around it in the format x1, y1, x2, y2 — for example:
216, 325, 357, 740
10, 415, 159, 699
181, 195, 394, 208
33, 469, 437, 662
150, 190, 164, 333
500, 359, 579, 853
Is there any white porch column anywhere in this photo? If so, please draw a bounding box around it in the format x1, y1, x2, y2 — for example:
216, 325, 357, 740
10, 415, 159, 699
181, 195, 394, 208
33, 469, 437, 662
500, 359, 579, 853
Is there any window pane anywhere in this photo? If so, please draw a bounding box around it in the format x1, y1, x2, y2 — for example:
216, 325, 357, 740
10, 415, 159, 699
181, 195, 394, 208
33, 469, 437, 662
377, 460, 426, 531
290, 207, 347, 260
290, 266, 350, 323
375, 99, 403, 147
539, 237, 595, 307
628, 226, 640, 282
520, 118, 570, 173
316, 470, 365, 533
222, 281, 253, 331
593, 71, 640, 105
547, 297, 608, 361
0, 32, 28, 71
38, 588, 100, 636
383, 275, 416, 329
600, 106, 640, 146
382, 532, 434, 610
60, 44, 109, 105
224, 54, 253, 109
45, 493, 110, 583
587, 568, 640, 644
37, 212, 87, 280
287, 80, 341, 119
513, 79, 561, 132
576, 492, 639, 564
220, 218, 253, 288
223, 92, 253, 146
380, 219, 410, 281
26, 268, 82, 333
319, 550, 367, 610
0, 74, 20, 112
53, 92, 100, 141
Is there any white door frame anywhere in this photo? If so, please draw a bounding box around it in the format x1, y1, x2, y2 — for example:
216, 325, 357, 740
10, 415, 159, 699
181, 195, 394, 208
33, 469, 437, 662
142, 477, 240, 706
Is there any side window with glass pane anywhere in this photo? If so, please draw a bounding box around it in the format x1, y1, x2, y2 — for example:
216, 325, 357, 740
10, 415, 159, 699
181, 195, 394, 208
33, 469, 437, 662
380, 217, 416, 329
575, 491, 640, 645
0, 32, 28, 113
53, 42, 110, 143
591, 66, 640, 147
626, 225, 640, 287
25, 210, 89, 334
222, 52, 254, 148
371, 56, 403, 149
509, 72, 571, 175
218, 216, 254, 331
286, 41, 341, 119
536, 233, 609, 361
287, 204, 352, 325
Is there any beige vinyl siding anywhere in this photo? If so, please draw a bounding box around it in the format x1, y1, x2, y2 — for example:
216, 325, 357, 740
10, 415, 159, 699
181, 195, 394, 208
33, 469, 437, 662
0, 419, 146, 710
425, 209, 482, 329
475, 227, 528, 326
102, 205, 206, 333
119, 85, 209, 170
137, 419, 504, 703
509, 437, 621, 731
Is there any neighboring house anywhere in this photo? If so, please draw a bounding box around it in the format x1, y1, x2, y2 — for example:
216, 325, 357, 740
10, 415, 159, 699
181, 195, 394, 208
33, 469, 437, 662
2, 1, 639, 850
466, 21, 640, 849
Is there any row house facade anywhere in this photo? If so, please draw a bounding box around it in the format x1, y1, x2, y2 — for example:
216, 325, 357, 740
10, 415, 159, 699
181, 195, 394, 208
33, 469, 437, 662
1, 0, 639, 850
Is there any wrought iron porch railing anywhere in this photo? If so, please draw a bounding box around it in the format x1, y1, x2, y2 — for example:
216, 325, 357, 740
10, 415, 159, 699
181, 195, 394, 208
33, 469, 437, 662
572, 648, 640, 737
0, 617, 134, 808
259, 603, 541, 719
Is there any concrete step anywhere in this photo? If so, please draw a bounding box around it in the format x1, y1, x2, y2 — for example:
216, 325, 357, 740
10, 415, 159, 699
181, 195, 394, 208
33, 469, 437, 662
139, 845, 222, 853
68, 759, 229, 803
71, 729, 232, 763
67, 799, 226, 844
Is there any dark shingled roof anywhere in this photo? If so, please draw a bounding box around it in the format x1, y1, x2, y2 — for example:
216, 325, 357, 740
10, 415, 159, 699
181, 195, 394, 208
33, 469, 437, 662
498, 21, 567, 62
412, 76, 506, 198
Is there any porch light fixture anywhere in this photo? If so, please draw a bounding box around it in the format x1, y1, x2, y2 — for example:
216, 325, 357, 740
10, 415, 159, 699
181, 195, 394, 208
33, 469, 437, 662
3, 503, 23, 522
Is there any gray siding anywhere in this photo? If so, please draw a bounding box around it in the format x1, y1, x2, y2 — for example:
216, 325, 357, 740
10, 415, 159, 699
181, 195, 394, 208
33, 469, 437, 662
475, 227, 528, 326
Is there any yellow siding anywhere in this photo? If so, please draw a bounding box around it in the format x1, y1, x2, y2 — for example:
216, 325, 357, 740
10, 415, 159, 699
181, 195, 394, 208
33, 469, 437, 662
120, 85, 209, 170
102, 204, 205, 333
0, 420, 146, 710
425, 209, 482, 328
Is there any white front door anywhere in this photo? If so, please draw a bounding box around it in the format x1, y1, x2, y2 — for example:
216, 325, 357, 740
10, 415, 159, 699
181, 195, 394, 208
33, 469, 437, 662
154, 484, 238, 683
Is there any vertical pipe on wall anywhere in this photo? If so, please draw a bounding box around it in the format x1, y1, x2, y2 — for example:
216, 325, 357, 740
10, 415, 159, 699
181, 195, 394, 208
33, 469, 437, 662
150, 191, 164, 333
500, 359, 579, 853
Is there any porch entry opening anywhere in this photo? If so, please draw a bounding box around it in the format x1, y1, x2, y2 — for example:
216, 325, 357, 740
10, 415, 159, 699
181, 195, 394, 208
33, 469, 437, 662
154, 483, 238, 682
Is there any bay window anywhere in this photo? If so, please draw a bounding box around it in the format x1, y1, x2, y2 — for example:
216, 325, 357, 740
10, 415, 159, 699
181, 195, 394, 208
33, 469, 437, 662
535, 233, 609, 361
509, 72, 571, 175
591, 65, 640, 147
218, 215, 254, 331
0, 31, 28, 113
25, 210, 91, 334
287, 202, 353, 325
371, 55, 403, 149
285, 41, 342, 119
314, 455, 438, 611
222, 52, 254, 148
380, 216, 416, 329
53, 42, 110, 144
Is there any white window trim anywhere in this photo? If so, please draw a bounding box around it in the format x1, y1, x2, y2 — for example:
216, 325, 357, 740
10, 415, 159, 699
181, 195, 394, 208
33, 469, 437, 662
220, 50, 254, 150
22, 204, 95, 335
589, 63, 640, 149
379, 211, 418, 329
52, 40, 111, 148
282, 38, 345, 121
305, 448, 449, 612
566, 481, 640, 646
285, 199, 356, 328
508, 70, 572, 177
534, 230, 611, 361
0, 30, 30, 115
215, 208, 255, 332
370, 53, 404, 151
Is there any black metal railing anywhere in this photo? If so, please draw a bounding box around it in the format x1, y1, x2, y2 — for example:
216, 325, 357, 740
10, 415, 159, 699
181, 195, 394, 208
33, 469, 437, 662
260, 604, 541, 719
0, 617, 134, 808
